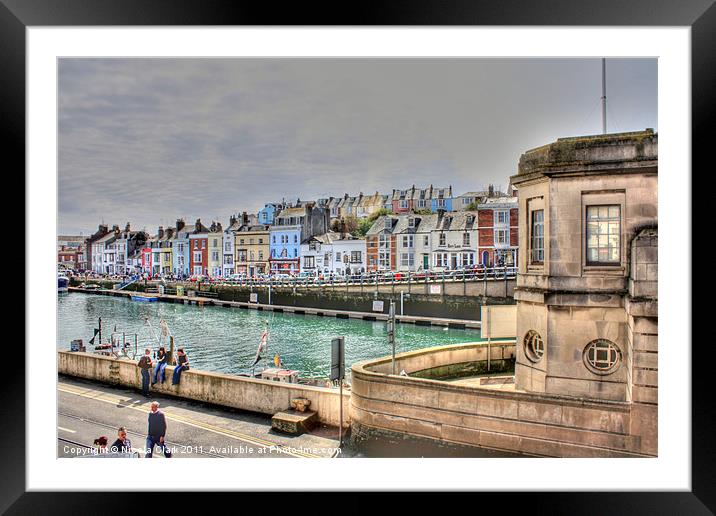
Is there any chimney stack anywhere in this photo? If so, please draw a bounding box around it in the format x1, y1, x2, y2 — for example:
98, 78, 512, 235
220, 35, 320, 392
125, 222, 131, 233
158, 226, 164, 239
176, 219, 185, 232
242, 211, 248, 224
488, 184, 494, 197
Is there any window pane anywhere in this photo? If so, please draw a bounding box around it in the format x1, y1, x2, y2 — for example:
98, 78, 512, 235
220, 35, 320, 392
609, 206, 620, 218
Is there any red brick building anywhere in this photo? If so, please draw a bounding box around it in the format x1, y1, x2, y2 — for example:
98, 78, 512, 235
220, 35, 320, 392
189, 237, 208, 275
57, 246, 83, 269
477, 197, 519, 267
365, 216, 398, 272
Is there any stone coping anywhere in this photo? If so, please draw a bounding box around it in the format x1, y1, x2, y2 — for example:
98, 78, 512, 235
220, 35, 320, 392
60, 351, 340, 396
351, 342, 631, 412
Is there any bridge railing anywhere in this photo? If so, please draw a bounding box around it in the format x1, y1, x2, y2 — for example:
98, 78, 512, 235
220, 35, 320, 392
200, 265, 517, 289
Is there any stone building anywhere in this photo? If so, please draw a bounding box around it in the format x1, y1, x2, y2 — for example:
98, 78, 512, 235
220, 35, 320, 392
510, 129, 658, 453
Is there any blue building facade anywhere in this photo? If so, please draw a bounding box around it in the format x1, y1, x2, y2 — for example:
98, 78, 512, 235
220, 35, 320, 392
269, 226, 301, 274
268, 204, 330, 276
258, 203, 281, 226
171, 219, 194, 278
430, 186, 454, 213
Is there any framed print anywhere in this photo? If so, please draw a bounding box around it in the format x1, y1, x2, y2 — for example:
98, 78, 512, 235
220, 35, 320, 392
4, 0, 710, 512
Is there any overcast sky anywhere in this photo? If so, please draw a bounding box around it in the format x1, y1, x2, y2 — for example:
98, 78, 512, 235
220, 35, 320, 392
58, 58, 657, 235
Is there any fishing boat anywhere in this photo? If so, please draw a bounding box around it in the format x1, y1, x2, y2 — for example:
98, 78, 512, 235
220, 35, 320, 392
130, 293, 158, 302
58, 273, 69, 293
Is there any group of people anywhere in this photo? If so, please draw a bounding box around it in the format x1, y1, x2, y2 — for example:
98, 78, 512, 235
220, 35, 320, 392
87, 344, 193, 458
92, 401, 171, 458
137, 346, 190, 397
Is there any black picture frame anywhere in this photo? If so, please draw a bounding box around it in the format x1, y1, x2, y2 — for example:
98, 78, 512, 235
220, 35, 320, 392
5, 0, 708, 512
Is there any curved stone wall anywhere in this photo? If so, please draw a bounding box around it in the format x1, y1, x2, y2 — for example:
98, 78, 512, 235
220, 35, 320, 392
350, 342, 654, 457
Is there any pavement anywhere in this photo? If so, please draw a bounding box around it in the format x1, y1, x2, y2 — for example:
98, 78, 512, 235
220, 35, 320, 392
57, 376, 343, 459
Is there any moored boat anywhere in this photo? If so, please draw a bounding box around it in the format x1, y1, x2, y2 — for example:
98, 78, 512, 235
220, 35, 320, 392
58, 274, 69, 293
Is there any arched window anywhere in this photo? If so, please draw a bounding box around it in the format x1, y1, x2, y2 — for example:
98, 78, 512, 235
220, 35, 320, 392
523, 330, 544, 362
583, 339, 622, 375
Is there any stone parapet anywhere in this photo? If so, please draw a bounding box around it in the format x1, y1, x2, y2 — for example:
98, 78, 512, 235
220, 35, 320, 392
350, 343, 654, 457
58, 351, 350, 427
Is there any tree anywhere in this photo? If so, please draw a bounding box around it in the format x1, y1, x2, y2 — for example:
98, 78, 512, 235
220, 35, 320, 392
356, 218, 373, 237
332, 215, 360, 236
412, 208, 432, 215
367, 208, 393, 222
465, 202, 479, 211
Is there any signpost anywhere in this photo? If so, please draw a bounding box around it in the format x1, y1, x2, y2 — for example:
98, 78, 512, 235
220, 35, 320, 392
388, 301, 396, 375
480, 305, 517, 372
330, 337, 346, 448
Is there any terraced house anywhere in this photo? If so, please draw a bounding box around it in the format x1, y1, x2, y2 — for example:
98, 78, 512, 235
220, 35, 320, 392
207, 221, 223, 277
391, 187, 414, 214
189, 219, 210, 276
269, 203, 330, 275
366, 215, 398, 272
356, 191, 385, 219
430, 185, 453, 212
172, 219, 195, 279
392, 214, 428, 273
430, 211, 479, 270
111, 223, 146, 275
153, 226, 175, 275
477, 196, 519, 267
85, 224, 110, 273
234, 213, 269, 277
300, 232, 366, 276
223, 215, 240, 277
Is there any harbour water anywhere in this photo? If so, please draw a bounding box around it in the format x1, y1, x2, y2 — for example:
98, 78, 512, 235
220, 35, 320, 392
58, 292, 487, 379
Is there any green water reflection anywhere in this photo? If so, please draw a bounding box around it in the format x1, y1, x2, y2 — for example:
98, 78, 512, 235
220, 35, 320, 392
58, 293, 486, 379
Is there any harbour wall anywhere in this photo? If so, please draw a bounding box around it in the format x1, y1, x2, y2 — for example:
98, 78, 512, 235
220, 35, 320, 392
70, 279, 515, 321
58, 351, 350, 427
350, 342, 654, 457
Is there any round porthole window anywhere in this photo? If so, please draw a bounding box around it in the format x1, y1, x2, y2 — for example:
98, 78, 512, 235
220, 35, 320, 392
583, 339, 622, 375
523, 330, 544, 362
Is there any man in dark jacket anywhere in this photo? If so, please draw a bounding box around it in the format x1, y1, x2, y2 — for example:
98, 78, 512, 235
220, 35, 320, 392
138, 348, 153, 397
110, 427, 132, 454
145, 401, 171, 458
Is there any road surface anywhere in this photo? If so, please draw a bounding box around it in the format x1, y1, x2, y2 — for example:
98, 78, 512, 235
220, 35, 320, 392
57, 376, 342, 459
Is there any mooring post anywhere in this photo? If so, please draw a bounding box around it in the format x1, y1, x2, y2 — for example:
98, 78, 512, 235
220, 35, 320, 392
168, 335, 175, 365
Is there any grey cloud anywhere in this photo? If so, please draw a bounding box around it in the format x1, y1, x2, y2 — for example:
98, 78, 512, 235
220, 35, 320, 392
58, 58, 657, 234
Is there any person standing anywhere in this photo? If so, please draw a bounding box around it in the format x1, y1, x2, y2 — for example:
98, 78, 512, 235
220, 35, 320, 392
171, 348, 190, 385
137, 348, 153, 397
110, 427, 132, 454
145, 401, 171, 458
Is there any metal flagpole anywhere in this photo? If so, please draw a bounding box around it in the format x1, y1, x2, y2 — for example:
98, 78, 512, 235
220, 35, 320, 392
601, 58, 607, 134
389, 301, 396, 375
